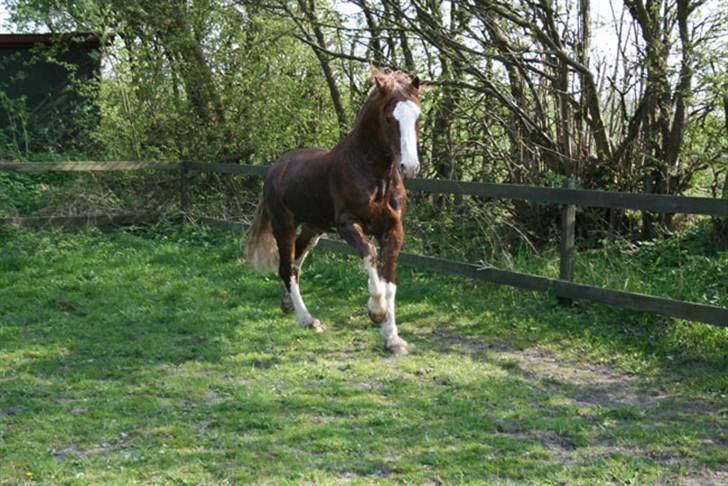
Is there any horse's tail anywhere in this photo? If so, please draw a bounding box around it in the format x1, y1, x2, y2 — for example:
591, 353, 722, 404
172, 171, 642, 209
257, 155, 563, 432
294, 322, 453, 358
246, 195, 279, 273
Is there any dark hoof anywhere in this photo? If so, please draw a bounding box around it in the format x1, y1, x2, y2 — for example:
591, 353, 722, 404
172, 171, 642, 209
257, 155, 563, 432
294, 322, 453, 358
281, 298, 294, 314
368, 309, 386, 324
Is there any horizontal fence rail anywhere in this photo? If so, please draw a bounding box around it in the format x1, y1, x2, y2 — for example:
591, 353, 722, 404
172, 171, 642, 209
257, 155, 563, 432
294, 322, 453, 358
405, 179, 728, 217
0, 213, 157, 229
0, 161, 182, 172
180, 161, 728, 216
2, 161, 726, 216
1, 160, 726, 327
316, 240, 728, 327
184, 161, 268, 177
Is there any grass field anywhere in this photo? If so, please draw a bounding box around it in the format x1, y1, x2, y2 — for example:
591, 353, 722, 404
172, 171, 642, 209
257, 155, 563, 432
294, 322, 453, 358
1, 224, 726, 484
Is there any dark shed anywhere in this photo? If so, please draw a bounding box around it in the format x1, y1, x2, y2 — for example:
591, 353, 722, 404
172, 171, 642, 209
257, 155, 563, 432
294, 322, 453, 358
0, 33, 101, 155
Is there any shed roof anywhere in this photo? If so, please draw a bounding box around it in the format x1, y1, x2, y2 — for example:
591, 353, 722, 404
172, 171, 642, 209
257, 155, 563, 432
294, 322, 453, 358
0, 33, 100, 48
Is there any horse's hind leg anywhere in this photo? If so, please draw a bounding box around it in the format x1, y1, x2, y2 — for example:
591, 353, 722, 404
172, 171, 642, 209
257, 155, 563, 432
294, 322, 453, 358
280, 280, 294, 314
274, 221, 324, 332
295, 225, 322, 272
281, 226, 321, 314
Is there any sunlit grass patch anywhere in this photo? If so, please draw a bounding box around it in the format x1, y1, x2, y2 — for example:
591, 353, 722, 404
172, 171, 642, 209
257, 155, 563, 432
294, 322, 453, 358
0, 225, 725, 484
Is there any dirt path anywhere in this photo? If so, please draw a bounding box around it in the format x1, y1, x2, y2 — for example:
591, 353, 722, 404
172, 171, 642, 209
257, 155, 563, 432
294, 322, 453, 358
421, 327, 727, 484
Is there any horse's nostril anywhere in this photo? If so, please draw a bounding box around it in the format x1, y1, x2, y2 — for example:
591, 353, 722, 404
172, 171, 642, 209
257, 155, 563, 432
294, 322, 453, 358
399, 163, 405, 172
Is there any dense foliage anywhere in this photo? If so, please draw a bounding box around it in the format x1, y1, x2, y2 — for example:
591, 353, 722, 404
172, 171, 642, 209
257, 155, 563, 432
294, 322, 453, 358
1, 0, 726, 238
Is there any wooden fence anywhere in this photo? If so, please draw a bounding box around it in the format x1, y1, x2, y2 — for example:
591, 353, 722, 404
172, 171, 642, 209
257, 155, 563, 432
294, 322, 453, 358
1, 160, 726, 327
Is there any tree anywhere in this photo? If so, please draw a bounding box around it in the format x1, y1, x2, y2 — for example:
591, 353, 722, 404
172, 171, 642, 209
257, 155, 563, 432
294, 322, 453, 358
4, 0, 343, 160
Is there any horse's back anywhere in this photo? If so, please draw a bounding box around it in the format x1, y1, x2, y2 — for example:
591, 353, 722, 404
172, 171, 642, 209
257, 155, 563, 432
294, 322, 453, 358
265, 148, 335, 229
266, 148, 331, 191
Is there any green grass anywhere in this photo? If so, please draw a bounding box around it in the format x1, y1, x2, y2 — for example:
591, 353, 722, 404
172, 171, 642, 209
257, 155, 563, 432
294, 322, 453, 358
406, 199, 727, 309
503, 222, 728, 308
1, 225, 726, 484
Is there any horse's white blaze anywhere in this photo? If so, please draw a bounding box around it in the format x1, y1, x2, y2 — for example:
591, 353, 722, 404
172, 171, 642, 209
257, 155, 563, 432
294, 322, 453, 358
393, 100, 421, 178
289, 276, 313, 325
364, 256, 387, 316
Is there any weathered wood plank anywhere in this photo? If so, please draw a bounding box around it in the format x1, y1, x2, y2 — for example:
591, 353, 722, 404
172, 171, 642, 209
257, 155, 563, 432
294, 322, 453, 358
0, 161, 182, 172
0, 213, 157, 229
405, 178, 728, 216
184, 161, 269, 176
198, 217, 247, 232
316, 239, 728, 327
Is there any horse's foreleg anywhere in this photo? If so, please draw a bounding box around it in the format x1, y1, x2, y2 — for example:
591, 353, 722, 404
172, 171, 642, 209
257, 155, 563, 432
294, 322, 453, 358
379, 221, 408, 355
337, 215, 388, 324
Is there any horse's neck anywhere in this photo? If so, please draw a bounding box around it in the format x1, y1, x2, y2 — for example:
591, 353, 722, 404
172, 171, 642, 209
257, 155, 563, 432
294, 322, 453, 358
339, 105, 394, 178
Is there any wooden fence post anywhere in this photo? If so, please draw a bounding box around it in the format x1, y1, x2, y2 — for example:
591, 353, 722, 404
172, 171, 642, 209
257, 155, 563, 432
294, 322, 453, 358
713, 169, 728, 246
558, 177, 576, 305
180, 161, 189, 219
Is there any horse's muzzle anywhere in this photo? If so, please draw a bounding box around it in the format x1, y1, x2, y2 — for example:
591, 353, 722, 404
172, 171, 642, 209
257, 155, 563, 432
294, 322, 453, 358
399, 162, 420, 179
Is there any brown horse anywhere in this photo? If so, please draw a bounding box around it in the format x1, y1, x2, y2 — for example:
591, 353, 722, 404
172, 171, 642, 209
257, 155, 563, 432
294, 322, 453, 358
246, 69, 422, 354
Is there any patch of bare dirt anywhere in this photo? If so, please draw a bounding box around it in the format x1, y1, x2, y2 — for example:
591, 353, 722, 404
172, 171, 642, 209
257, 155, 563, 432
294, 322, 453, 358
52, 443, 112, 460
500, 346, 672, 409
52, 432, 130, 461
676, 469, 728, 486
337, 472, 360, 483
0, 406, 22, 417
501, 346, 632, 385
202, 389, 224, 404
417, 327, 509, 355
425, 334, 725, 482
490, 346, 722, 420
350, 381, 385, 392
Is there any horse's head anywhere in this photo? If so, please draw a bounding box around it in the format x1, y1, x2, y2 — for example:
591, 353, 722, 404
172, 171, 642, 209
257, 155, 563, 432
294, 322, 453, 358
371, 69, 422, 179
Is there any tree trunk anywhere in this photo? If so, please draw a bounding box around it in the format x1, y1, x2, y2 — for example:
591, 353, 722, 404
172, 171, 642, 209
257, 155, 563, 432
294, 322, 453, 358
297, 0, 349, 136
576, 0, 591, 175
356, 0, 385, 64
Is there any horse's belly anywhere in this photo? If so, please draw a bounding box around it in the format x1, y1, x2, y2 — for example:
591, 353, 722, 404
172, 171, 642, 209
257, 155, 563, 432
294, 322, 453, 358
290, 194, 335, 230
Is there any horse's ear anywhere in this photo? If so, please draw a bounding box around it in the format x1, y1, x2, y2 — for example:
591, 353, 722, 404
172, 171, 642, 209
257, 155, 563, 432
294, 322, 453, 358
412, 75, 421, 90
370, 65, 387, 91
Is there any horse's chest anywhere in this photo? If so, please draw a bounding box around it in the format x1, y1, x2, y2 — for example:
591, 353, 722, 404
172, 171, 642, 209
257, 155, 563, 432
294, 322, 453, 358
370, 186, 388, 211
361, 183, 403, 230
